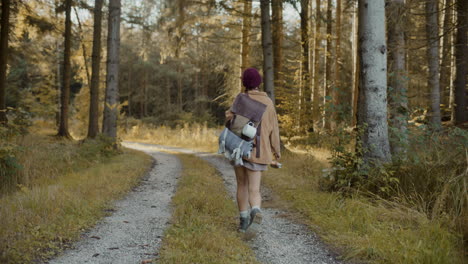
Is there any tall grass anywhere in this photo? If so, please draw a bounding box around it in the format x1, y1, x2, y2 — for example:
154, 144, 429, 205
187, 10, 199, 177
264, 152, 465, 263
0, 131, 153, 263
120, 120, 219, 153
1, 133, 119, 194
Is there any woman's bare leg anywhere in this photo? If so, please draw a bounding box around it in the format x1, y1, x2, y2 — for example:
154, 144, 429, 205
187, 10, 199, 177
246, 169, 262, 208
234, 166, 249, 212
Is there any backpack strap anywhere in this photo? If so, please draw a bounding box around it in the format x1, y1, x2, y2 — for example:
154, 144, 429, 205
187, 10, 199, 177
255, 122, 262, 158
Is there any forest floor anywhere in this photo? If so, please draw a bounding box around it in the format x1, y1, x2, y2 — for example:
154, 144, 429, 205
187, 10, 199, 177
47, 142, 341, 264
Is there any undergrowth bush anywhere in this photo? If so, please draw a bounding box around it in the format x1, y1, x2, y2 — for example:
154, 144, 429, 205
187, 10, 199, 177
322, 125, 468, 245
0, 109, 32, 193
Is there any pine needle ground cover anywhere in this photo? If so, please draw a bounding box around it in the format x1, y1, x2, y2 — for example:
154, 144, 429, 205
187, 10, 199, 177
263, 153, 464, 264
157, 154, 258, 264
0, 134, 153, 263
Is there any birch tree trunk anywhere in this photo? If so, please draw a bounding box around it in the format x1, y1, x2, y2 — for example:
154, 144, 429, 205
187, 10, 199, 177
453, 0, 468, 124
240, 0, 252, 91
301, 0, 311, 131
357, 0, 392, 164
87, 0, 103, 138
440, 0, 453, 108
312, 0, 322, 130
387, 0, 408, 158
102, 0, 121, 139
426, 0, 442, 128
57, 0, 73, 138
260, 0, 275, 104
0, 0, 10, 124
272, 0, 283, 97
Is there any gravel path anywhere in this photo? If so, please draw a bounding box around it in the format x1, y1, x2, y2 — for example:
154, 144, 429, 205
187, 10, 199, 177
48, 146, 181, 264
123, 142, 341, 264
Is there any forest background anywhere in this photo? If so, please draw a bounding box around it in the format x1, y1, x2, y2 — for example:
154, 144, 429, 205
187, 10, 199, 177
0, 0, 467, 263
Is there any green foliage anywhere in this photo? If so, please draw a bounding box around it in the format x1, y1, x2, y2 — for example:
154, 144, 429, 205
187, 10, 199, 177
0, 109, 32, 192
79, 135, 122, 159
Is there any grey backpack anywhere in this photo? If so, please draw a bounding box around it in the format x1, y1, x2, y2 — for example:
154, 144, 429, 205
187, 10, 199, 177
218, 93, 267, 165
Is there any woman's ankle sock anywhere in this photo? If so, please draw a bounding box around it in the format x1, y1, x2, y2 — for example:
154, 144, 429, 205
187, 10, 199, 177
240, 210, 250, 218
251, 206, 261, 212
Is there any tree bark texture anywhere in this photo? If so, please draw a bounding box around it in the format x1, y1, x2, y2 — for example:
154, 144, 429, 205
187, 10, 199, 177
440, 0, 453, 107
352, 2, 359, 127
240, 0, 252, 92
272, 0, 283, 96
312, 0, 322, 130
387, 0, 408, 158
0, 0, 10, 124
102, 0, 121, 139
425, 0, 442, 128
87, 0, 103, 138
357, 0, 392, 164
324, 0, 333, 129
300, 0, 311, 131
58, 0, 73, 138
260, 0, 275, 104
453, 0, 468, 124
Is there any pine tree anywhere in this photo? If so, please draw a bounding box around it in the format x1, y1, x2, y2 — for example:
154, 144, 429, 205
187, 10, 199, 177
387, 0, 408, 158
87, 0, 104, 138
102, 0, 121, 139
425, 0, 442, 129
453, 0, 468, 124
57, 0, 73, 138
0, 0, 10, 124
260, 0, 275, 104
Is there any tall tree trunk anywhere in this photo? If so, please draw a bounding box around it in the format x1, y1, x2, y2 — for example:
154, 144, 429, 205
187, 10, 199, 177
440, 0, 453, 108
240, 0, 252, 91
177, 64, 182, 110
102, 0, 121, 139
426, 0, 442, 128
352, 1, 359, 127
87, 0, 103, 139
357, 0, 392, 164
143, 69, 148, 116
54, 0, 61, 127
260, 0, 275, 104
331, 0, 341, 129
312, 0, 322, 130
387, 0, 408, 158
0, 0, 10, 124
324, 0, 333, 129
300, 0, 311, 131
453, 0, 468, 124
73, 6, 91, 86
57, 0, 73, 138
272, 0, 283, 99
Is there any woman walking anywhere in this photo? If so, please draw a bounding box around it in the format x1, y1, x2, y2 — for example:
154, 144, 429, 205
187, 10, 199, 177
225, 68, 281, 234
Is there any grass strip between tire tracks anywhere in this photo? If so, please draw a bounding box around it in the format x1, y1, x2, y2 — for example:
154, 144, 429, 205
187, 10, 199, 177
156, 154, 258, 264
0, 147, 153, 264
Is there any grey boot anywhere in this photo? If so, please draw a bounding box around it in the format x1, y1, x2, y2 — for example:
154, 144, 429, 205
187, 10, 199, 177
239, 216, 249, 233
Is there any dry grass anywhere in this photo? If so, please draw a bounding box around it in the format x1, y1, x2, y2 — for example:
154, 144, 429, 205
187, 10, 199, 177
0, 136, 153, 263
157, 154, 258, 264
263, 152, 465, 264
120, 122, 219, 153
